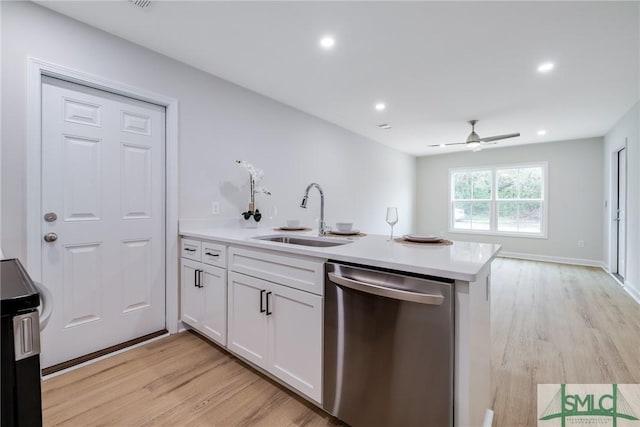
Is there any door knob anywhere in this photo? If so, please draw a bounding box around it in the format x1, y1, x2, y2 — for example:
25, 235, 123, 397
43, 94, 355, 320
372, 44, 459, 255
43, 233, 58, 243
43, 212, 58, 223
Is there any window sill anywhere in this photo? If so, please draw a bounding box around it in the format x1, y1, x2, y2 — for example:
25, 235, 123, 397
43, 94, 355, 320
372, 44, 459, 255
448, 229, 548, 239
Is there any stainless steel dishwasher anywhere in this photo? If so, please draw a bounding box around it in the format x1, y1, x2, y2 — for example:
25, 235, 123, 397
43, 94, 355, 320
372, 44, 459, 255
324, 262, 454, 427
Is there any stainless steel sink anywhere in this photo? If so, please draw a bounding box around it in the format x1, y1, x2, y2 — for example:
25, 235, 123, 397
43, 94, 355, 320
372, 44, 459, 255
253, 234, 352, 247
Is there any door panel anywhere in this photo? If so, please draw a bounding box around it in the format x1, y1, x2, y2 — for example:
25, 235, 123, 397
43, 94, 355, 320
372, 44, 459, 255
62, 243, 102, 328
63, 135, 102, 221
41, 76, 165, 368
122, 110, 152, 135
120, 144, 152, 219
63, 97, 102, 127
121, 239, 152, 313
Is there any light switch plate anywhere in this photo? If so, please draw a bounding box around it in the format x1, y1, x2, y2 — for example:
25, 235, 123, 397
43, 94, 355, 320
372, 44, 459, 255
211, 201, 220, 215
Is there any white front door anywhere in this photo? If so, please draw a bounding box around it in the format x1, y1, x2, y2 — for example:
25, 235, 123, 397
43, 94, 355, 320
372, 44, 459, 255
617, 147, 627, 279
40, 76, 166, 369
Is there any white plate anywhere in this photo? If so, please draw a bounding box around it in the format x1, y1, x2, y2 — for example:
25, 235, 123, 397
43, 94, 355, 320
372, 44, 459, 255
403, 234, 442, 243
331, 229, 360, 235
279, 226, 306, 231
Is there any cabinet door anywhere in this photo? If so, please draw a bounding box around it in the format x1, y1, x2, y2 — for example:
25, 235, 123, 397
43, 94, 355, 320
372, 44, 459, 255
268, 283, 323, 403
227, 272, 268, 369
181, 259, 204, 327
201, 264, 227, 346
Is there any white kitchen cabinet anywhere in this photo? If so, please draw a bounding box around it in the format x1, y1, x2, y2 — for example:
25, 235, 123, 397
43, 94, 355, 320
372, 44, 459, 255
227, 270, 323, 403
181, 238, 202, 261
181, 258, 227, 346
227, 271, 269, 367
268, 281, 322, 402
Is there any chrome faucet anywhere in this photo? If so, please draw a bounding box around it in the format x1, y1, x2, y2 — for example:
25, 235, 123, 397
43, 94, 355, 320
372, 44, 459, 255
300, 183, 326, 236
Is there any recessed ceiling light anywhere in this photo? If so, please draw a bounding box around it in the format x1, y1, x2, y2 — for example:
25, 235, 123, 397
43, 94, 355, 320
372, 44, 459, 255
319, 36, 335, 50
537, 129, 547, 136
537, 62, 554, 73
378, 123, 392, 130
375, 103, 386, 111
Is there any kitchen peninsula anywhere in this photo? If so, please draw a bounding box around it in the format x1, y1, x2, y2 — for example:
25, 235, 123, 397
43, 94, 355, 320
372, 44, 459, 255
179, 223, 501, 427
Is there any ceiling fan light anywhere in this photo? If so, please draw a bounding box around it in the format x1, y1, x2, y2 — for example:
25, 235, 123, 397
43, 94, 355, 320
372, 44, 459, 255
466, 141, 481, 148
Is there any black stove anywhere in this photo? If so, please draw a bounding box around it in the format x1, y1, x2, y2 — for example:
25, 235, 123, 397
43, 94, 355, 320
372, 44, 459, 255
1, 258, 43, 426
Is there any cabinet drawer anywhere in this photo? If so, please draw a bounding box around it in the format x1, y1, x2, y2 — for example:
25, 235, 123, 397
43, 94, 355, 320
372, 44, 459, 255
202, 241, 226, 268
181, 238, 201, 261
228, 247, 325, 295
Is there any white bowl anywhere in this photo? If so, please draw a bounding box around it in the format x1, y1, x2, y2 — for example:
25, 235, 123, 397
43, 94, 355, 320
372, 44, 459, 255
286, 219, 300, 228
335, 222, 353, 232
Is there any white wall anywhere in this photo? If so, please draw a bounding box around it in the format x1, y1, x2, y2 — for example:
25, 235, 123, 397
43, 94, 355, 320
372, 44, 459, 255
417, 138, 604, 264
1, 2, 416, 263
603, 102, 640, 301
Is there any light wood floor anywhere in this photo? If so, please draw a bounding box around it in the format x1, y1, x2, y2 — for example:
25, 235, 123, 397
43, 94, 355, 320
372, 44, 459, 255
42, 258, 640, 427
490, 258, 640, 426
42, 331, 341, 426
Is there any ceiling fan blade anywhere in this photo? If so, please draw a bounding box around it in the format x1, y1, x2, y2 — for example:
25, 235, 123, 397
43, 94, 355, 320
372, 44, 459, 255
479, 133, 520, 143
426, 142, 467, 147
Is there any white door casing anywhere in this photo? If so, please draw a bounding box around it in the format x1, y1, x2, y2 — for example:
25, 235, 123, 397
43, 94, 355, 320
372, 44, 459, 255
617, 147, 627, 279
40, 76, 166, 368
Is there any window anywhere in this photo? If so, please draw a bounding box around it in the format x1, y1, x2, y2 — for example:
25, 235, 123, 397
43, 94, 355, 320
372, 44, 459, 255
450, 163, 547, 237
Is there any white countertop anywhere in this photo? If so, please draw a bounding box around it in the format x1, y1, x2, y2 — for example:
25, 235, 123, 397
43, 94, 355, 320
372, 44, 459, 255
180, 225, 501, 282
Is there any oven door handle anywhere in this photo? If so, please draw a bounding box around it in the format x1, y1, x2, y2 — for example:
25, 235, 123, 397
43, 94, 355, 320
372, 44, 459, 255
32, 281, 54, 331
327, 272, 444, 305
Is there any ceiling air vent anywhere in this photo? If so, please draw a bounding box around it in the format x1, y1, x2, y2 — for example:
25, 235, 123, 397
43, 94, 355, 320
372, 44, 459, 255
129, 0, 151, 9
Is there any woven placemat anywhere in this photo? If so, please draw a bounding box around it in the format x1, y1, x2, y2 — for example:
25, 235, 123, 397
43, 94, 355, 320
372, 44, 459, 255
326, 232, 367, 238
394, 237, 453, 246
273, 227, 313, 232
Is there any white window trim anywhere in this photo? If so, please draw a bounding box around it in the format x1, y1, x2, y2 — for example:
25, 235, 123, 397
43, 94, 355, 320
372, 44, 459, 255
448, 161, 549, 239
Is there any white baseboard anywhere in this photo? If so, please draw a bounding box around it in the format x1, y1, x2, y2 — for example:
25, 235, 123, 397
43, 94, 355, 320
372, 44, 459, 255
483, 409, 494, 427
607, 272, 640, 305
622, 282, 640, 305
498, 251, 605, 268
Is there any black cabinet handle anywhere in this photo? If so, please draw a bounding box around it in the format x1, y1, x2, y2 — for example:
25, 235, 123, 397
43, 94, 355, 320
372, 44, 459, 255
205, 252, 219, 257
260, 289, 266, 313
194, 269, 198, 287
196, 270, 203, 288
184, 248, 196, 252
266, 292, 272, 316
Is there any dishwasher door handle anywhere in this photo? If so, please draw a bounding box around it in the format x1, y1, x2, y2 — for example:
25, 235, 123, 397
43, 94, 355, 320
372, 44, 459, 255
328, 272, 444, 305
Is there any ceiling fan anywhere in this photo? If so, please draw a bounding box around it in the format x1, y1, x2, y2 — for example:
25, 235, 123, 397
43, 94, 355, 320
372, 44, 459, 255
428, 120, 520, 150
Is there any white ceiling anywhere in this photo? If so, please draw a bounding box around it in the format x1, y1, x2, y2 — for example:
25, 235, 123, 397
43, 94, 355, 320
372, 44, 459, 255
37, 1, 639, 156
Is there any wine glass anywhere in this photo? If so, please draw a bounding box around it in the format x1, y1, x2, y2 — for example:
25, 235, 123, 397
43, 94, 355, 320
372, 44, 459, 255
386, 207, 398, 241
268, 206, 278, 224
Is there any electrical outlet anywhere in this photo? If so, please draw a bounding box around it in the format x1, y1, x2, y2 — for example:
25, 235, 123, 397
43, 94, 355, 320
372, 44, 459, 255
578, 240, 585, 248
211, 201, 220, 215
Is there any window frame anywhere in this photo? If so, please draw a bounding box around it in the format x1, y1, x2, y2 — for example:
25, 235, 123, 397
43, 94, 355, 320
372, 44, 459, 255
448, 161, 548, 239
